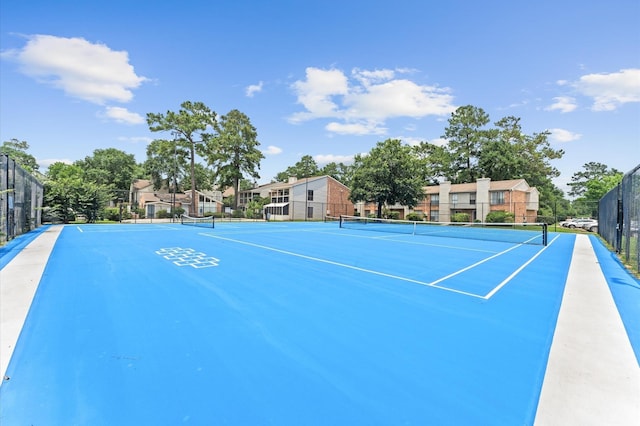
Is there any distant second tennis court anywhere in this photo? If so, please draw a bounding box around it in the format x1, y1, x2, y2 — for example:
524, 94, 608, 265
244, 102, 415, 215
1, 220, 574, 425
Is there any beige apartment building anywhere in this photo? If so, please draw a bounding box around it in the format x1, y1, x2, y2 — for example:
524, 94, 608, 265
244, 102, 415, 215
238, 176, 354, 221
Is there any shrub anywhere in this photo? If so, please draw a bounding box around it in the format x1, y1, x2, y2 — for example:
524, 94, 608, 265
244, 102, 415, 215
451, 212, 470, 222
485, 211, 514, 223
406, 212, 423, 221
103, 207, 120, 221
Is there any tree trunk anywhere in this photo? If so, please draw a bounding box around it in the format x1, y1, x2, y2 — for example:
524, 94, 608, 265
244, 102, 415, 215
190, 142, 196, 216
233, 177, 239, 210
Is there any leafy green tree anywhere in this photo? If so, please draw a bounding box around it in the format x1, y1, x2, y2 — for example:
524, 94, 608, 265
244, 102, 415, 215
1, 139, 39, 172
74, 148, 137, 199
320, 162, 353, 186
478, 116, 564, 214
147, 101, 217, 216
275, 155, 320, 182
206, 109, 264, 210
569, 164, 623, 217
44, 162, 112, 223
349, 139, 425, 218
442, 105, 490, 183
412, 141, 450, 184
144, 138, 188, 191
583, 173, 623, 201
75, 181, 114, 222
568, 162, 622, 198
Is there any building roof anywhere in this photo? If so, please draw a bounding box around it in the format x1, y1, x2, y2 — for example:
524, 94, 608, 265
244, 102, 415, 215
424, 179, 532, 194
239, 176, 349, 194
131, 179, 153, 190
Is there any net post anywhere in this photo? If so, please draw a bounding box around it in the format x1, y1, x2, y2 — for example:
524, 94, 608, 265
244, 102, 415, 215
339, 215, 344, 228
542, 223, 548, 246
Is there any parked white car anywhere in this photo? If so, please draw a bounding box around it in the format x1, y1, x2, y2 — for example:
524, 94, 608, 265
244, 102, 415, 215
563, 218, 596, 229
582, 220, 598, 232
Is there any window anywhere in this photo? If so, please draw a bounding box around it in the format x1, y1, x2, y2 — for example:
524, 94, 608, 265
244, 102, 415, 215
490, 191, 505, 205
470, 193, 476, 205
307, 190, 314, 201
307, 206, 313, 218
451, 194, 458, 204
431, 194, 439, 205
270, 188, 289, 203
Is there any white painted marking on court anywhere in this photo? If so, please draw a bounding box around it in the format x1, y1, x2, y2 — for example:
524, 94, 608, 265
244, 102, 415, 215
427, 243, 525, 286
483, 234, 560, 299
74, 225, 182, 233
303, 229, 500, 254
200, 233, 485, 298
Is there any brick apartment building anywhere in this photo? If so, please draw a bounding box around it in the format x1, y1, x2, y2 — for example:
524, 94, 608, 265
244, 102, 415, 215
355, 178, 539, 223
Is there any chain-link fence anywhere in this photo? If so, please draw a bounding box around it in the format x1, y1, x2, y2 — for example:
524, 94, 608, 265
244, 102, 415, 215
599, 164, 639, 275
1, 155, 44, 244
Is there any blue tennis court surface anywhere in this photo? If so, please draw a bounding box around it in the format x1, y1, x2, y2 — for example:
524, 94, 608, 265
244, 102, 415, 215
1, 222, 580, 424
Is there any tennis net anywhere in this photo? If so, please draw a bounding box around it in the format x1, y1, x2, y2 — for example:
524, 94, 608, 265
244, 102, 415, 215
180, 214, 215, 228
339, 215, 548, 245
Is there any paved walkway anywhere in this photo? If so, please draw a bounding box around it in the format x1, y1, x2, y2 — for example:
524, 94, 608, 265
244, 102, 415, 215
535, 234, 639, 425
1, 226, 63, 377
1, 228, 639, 424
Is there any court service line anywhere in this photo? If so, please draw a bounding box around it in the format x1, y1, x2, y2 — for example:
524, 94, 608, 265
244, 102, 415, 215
483, 234, 560, 300
294, 229, 500, 254
200, 233, 485, 298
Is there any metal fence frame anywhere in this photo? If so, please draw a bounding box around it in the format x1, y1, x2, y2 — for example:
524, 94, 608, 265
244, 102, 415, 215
1, 154, 44, 244
599, 164, 639, 275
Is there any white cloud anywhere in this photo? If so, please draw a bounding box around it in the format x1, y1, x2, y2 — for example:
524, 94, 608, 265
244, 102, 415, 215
314, 154, 354, 164
325, 121, 387, 135
246, 81, 263, 97
575, 68, 640, 111
351, 68, 396, 87
546, 96, 577, 113
2, 34, 147, 104
289, 67, 455, 136
263, 145, 283, 155
103, 107, 145, 124
429, 137, 448, 147
289, 67, 349, 122
549, 128, 582, 143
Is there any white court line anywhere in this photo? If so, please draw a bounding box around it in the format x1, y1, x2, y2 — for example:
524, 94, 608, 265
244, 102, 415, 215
483, 234, 560, 299
286, 229, 501, 254
74, 225, 182, 233
200, 233, 512, 299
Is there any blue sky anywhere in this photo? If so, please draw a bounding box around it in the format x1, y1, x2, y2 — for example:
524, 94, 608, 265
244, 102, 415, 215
1, 0, 638, 194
